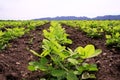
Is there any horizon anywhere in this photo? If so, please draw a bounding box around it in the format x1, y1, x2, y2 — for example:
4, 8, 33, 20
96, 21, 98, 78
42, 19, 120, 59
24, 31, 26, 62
0, 0, 120, 20
38, 14, 120, 18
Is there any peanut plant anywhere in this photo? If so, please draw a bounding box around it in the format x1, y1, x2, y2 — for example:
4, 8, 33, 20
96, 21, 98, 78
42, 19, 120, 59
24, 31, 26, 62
28, 22, 102, 80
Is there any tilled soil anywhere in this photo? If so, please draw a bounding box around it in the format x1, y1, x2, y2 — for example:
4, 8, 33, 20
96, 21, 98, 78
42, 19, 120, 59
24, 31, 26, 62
0, 23, 120, 80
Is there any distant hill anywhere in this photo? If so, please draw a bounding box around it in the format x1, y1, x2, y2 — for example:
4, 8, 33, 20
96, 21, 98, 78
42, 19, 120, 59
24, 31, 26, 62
93, 15, 120, 20
34, 15, 120, 20
34, 16, 90, 20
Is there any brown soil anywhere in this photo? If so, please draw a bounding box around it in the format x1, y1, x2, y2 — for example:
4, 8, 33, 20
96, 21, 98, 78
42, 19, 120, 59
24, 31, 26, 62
0, 23, 120, 80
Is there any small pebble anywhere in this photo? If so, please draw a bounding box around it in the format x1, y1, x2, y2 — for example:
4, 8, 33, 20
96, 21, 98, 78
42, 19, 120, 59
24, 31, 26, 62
16, 62, 20, 65
103, 53, 107, 56
1, 54, 5, 57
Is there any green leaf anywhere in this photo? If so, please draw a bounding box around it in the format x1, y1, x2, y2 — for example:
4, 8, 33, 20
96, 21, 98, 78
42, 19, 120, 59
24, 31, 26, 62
89, 49, 102, 58
74, 46, 84, 55
28, 61, 40, 71
76, 45, 102, 59
67, 71, 78, 80
82, 63, 89, 68
51, 69, 66, 77
89, 74, 96, 79
40, 57, 48, 65
115, 32, 120, 37
38, 57, 48, 71
28, 65, 35, 71
84, 45, 95, 58
28, 57, 48, 71
67, 58, 78, 65
0, 31, 4, 36
42, 39, 51, 50
51, 55, 61, 64
82, 63, 98, 71
106, 35, 111, 39
43, 30, 49, 39
73, 71, 80, 75
76, 66, 84, 74
65, 39, 72, 44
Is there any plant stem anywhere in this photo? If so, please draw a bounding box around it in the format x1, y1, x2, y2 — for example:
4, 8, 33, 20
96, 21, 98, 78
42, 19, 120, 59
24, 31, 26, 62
59, 62, 68, 71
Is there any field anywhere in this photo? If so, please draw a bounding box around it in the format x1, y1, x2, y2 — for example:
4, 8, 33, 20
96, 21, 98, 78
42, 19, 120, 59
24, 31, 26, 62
0, 20, 120, 80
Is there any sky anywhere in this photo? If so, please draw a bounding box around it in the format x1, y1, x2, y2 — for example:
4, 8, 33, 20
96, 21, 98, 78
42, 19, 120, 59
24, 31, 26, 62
0, 0, 120, 20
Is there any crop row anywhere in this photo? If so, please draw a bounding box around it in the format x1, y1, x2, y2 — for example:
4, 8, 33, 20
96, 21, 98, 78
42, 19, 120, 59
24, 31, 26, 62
0, 20, 48, 50
60, 20, 120, 48
28, 21, 102, 80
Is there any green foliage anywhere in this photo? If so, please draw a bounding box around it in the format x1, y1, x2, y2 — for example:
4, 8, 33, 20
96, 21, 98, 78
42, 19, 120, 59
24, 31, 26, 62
0, 20, 48, 50
43, 21, 72, 44
4, 27, 25, 39
60, 20, 120, 48
75, 45, 102, 59
28, 22, 102, 80
106, 32, 120, 47
66, 71, 78, 80
28, 57, 49, 71
41, 39, 67, 59
60, 20, 104, 38
0, 27, 25, 49
85, 28, 103, 38
27, 20, 48, 30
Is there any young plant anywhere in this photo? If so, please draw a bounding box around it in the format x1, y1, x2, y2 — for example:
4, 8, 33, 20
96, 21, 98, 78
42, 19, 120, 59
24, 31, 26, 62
0, 27, 25, 50
28, 44, 101, 80
28, 22, 102, 80
106, 32, 120, 47
43, 21, 72, 45
84, 28, 103, 38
